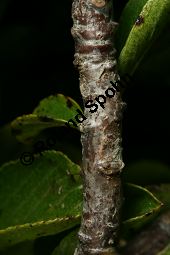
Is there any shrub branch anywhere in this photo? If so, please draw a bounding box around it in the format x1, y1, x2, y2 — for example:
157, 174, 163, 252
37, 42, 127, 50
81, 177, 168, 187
71, 0, 125, 254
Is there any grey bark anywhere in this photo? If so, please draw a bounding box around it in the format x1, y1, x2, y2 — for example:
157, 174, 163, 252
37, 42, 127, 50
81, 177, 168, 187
71, 0, 125, 254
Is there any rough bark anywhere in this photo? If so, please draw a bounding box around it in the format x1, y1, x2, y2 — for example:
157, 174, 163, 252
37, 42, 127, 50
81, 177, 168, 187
71, 0, 125, 254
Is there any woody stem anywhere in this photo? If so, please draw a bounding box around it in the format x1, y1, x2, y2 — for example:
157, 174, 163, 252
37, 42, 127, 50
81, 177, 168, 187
71, 0, 125, 254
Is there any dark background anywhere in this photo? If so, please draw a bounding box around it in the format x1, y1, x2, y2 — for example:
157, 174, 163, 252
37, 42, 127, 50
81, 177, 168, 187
0, 0, 169, 166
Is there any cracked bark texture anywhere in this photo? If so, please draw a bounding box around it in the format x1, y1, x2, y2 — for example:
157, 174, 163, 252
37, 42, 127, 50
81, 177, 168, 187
71, 0, 125, 254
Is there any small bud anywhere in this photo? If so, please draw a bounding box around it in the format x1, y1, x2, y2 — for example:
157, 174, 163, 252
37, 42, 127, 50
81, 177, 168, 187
91, 0, 106, 8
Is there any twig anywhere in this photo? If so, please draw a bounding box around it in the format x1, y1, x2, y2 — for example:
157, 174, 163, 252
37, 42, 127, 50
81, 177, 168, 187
71, 0, 125, 254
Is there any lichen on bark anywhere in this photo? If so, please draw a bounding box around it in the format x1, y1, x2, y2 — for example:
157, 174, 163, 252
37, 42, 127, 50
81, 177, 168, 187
71, 0, 126, 254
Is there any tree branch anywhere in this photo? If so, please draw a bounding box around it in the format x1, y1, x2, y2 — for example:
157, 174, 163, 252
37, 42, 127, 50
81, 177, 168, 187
71, 0, 125, 254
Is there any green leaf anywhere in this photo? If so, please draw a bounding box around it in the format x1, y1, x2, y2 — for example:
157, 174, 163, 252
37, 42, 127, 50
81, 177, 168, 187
158, 244, 170, 255
11, 94, 81, 143
147, 184, 170, 210
0, 151, 162, 249
116, 0, 148, 54
52, 228, 79, 255
136, 29, 170, 85
11, 114, 62, 143
33, 94, 81, 120
118, 0, 170, 75
121, 183, 163, 237
2, 241, 35, 255
0, 151, 82, 250
52, 183, 163, 254
122, 160, 170, 185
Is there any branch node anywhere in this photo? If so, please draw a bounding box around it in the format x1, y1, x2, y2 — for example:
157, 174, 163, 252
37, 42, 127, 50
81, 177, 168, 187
90, 0, 106, 8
